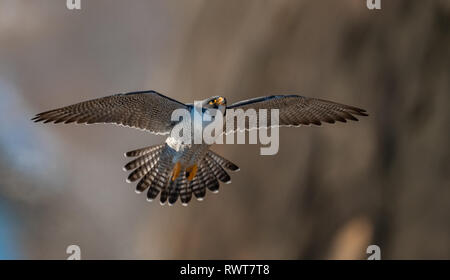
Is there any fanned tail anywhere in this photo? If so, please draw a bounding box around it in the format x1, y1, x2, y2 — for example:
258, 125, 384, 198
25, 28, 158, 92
124, 147, 239, 206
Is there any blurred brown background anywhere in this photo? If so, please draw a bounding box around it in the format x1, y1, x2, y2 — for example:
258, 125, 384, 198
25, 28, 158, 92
0, 0, 448, 259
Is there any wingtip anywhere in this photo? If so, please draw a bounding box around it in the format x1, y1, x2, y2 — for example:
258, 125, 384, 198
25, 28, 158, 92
352, 107, 369, 117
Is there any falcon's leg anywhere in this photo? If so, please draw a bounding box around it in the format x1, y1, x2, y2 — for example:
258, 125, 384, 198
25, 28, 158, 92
186, 164, 198, 181
171, 162, 181, 181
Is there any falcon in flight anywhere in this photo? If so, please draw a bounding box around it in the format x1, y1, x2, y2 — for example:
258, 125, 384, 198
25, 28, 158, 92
32, 90, 367, 206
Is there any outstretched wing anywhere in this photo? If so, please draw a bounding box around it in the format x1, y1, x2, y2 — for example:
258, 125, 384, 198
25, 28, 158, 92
225, 95, 368, 133
32, 90, 187, 135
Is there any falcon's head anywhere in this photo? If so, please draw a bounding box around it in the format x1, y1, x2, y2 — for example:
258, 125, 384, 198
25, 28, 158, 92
203, 96, 227, 113
204, 96, 226, 108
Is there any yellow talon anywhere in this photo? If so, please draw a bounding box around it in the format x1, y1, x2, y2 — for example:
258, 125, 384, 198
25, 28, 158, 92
172, 162, 181, 181
186, 164, 198, 181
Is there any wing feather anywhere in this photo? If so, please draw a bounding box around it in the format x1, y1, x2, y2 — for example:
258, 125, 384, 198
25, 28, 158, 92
226, 95, 367, 133
32, 90, 187, 134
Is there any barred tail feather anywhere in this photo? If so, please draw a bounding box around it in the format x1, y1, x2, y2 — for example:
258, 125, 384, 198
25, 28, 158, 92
124, 144, 164, 158
160, 187, 169, 205
204, 166, 220, 193
168, 172, 187, 205
180, 181, 193, 206
127, 156, 159, 183
147, 169, 168, 202
152, 161, 172, 205
205, 154, 231, 184
192, 162, 209, 200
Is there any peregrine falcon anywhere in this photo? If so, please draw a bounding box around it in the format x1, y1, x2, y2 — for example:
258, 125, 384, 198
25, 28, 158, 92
32, 90, 367, 206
